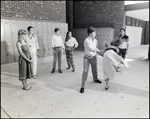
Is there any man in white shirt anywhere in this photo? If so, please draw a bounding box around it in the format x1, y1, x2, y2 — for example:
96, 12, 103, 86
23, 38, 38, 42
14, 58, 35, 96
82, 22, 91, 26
51, 28, 65, 73
64, 31, 78, 72
27, 26, 39, 79
80, 27, 102, 93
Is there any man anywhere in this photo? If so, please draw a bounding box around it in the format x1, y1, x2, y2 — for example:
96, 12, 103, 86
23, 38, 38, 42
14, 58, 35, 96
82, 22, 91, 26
27, 26, 40, 79
51, 28, 65, 73
118, 28, 129, 59
80, 27, 102, 93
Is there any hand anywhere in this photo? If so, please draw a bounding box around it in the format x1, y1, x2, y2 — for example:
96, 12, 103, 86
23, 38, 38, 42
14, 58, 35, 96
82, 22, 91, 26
53, 50, 56, 54
63, 49, 66, 55
28, 59, 33, 63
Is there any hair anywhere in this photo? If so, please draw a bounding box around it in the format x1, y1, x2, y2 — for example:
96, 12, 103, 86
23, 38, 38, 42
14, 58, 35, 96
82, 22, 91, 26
87, 27, 96, 35
54, 28, 60, 32
27, 26, 34, 31
18, 29, 27, 42
110, 40, 120, 47
120, 27, 126, 32
65, 31, 71, 42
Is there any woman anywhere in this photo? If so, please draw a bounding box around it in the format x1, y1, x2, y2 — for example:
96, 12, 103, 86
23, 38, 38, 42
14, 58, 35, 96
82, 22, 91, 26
64, 31, 78, 72
102, 40, 129, 90
16, 29, 33, 90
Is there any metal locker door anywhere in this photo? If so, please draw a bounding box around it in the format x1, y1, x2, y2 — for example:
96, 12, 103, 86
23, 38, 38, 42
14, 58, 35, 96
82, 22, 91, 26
1, 20, 7, 64
9, 20, 19, 62
17, 20, 25, 30
24, 21, 31, 31
60, 23, 65, 42
2, 19, 15, 63
47, 23, 53, 56
37, 22, 44, 57
42, 22, 49, 57
51, 23, 56, 36
30, 21, 38, 36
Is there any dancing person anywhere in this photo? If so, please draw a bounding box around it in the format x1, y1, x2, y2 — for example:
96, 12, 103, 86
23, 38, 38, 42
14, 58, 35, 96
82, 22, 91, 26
64, 31, 78, 72
80, 27, 102, 93
102, 40, 129, 90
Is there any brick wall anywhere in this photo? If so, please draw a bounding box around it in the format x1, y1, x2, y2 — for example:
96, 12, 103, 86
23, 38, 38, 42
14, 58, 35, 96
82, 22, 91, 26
1, 1, 66, 22
73, 1, 125, 38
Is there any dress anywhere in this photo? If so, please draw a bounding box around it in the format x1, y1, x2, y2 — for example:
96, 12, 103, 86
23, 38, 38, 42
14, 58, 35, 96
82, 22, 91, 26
18, 44, 33, 81
103, 50, 123, 80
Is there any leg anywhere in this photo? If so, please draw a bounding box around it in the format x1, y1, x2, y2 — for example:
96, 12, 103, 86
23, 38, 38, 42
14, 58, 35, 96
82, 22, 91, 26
69, 51, 75, 72
30, 47, 37, 78
122, 49, 127, 59
58, 48, 62, 72
90, 56, 98, 81
81, 57, 90, 88
91, 57, 102, 83
105, 78, 109, 90
52, 48, 58, 72
66, 50, 71, 69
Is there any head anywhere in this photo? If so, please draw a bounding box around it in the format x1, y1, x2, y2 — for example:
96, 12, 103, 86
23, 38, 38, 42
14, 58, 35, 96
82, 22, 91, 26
27, 26, 34, 35
18, 29, 27, 42
87, 27, 96, 39
65, 31, 72, 41
120, 28, 126, 36
54, 28, 60, 36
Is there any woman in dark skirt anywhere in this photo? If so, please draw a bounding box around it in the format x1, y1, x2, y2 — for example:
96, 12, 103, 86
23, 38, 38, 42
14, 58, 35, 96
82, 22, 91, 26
16, 29, 33, 90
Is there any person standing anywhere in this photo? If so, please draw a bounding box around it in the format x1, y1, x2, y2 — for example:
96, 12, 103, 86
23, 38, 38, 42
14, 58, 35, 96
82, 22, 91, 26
117, 28, 129, 59
16, 29, 33, 90
80, 27, 102, 93
51, 28, 65, 73
64, 31, 78, 72
27, 26, 39, 79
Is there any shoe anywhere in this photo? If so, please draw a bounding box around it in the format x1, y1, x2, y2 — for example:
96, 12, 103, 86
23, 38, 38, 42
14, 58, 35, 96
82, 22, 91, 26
51, 69, 55, 73
66, 67, 70, 70
72, 69, 75, 72
59, 70, 62, 73
105, 86, 109, 90
94, 79, 102, 83
33, 76, 36, 79
80, 88, 84, 93
23, 86, 32, 90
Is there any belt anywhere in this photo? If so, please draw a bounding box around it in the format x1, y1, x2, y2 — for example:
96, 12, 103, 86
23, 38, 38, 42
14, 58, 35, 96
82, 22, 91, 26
54, 46, 61, 48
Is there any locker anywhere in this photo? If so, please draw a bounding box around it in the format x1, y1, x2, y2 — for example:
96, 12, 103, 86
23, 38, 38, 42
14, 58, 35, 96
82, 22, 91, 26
47, 23, 53, 56
30, 21, 38, 36
24, 21, 31, 31
37, 22, 44, 57
1, 42, 7, 64
2, 19, 15, 63
42, 22, 48, 57
9, 20, 20, 62
17, 21, 25, 30
60, 24, 65, 42
51, 23, 55, 35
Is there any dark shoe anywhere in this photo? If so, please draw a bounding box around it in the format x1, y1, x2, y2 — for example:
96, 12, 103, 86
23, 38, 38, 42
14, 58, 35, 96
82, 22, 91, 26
72, 69, 75, 72
66, 67, 70, 70
94, 79, 102, 83
105, 86, 109, 90
59, 70, 62, 73
51, 69, 55, 73
80, 88, 84, 93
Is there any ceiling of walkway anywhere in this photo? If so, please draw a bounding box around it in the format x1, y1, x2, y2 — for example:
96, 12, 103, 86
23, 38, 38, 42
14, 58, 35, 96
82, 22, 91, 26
124, 1, 149, 21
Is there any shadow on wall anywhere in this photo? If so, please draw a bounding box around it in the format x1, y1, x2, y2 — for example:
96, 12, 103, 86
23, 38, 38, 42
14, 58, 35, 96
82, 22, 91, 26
1, 41, 15, 64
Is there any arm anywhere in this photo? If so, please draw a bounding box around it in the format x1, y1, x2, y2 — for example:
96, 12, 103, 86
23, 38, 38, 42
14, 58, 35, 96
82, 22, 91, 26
126, 38, 129, 53
16, 42, 32, 62
51, 36, 56, 53
73, 38, 78, 48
